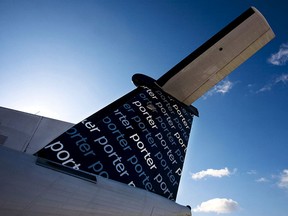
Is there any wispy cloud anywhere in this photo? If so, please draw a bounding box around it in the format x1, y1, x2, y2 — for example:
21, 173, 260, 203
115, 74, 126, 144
192, 198, 239, 214
214, 80, 233, 94
247, 170, 257, 175
278, 169, 288, 189
275, 74, 288, 84
256, 73, 288, 93
256, 177, 269, 183
268, 43, 288, 66
259, 42, 288, 92
191, 168, 232, 180
256, 84, 272, 93
204, 80, 234, 99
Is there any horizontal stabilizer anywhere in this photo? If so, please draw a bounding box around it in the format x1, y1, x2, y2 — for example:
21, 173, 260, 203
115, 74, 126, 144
157, 7, 275, 105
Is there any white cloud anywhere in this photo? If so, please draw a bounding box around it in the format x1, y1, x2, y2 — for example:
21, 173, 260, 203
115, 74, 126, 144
278, 169, 288, 189
268, 43, 288, 66
247, 170, 257, 175
214, 80, 233, 94
256, 84, 272, 93
204, 80, 233, 99
256, 177, 269, 183
192, 198, 239, 214
275, 74, 288, 84
256, 73, 288, 93
191, 168, 231, 180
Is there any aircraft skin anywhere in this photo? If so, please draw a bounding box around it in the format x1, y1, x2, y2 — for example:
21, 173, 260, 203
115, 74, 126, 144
0, 7, 274, 216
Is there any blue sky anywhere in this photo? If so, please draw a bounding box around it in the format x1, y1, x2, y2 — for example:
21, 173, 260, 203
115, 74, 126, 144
0, 0, 287, 215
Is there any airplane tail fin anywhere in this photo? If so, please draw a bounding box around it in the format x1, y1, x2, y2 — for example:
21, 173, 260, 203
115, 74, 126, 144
35, 74, 198, 201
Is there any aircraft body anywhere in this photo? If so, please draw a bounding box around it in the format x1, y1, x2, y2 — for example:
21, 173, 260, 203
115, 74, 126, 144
0, 7, 274, 216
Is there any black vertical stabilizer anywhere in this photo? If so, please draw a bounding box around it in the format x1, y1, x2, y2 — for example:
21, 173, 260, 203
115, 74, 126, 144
36, 74, 198, 201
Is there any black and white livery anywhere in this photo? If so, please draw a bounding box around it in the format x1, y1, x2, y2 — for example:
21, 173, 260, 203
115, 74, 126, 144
0, 7, 274, 216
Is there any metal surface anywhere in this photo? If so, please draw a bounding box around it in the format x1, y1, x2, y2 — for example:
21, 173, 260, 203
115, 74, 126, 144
0, 146, 191, 216
0, 106, 73, 154
157, 7, 275, 105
